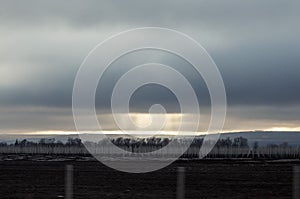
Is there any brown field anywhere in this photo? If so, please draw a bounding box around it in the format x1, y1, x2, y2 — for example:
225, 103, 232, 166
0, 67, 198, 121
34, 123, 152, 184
0, 159, 297, 199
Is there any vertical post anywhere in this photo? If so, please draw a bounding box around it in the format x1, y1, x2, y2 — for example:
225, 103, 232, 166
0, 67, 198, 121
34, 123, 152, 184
65, 165, 73, 199
294, 166, 300, 199
177, 167, 185, 199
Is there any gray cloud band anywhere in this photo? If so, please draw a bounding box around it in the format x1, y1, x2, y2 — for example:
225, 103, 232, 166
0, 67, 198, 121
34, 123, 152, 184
72, 27, 227, 173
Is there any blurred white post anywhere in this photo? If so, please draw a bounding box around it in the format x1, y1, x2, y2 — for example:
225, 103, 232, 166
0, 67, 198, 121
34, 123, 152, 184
177, 167, 185, 199
65, 165, 73, 199
294, 166, 300, 199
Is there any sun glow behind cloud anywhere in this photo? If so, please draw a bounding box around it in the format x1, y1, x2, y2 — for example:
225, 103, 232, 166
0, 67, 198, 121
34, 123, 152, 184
22, 127, 300, 137
21, 115, 300, 137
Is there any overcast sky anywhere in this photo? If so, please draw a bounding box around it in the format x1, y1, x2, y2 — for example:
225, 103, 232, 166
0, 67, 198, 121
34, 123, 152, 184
0, 0, 300, 134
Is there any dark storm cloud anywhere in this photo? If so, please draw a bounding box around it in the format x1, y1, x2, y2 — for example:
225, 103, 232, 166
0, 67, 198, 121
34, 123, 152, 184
217, 38, 300, 106
1, 41, 299, 108
0, 0, 300, 132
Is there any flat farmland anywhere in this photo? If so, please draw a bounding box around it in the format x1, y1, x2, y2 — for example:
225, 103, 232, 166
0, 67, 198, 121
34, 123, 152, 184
0, 160, 296, 199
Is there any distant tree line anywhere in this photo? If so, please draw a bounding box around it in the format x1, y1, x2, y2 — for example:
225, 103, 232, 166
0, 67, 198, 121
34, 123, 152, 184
0, 136, 299, 159
0, 136, 268, 149
0, 138, 83, 147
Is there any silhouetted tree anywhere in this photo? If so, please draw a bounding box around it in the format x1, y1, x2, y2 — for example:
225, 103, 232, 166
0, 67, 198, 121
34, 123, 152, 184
233, 137, 249, 148
253, 141, 259, 151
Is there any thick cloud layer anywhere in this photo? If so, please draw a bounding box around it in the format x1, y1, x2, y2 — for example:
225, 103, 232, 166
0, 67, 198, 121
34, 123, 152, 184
0, 0, 299, 132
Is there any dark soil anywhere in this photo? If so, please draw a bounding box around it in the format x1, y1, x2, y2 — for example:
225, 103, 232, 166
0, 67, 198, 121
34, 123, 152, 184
0, 160, 297, 199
